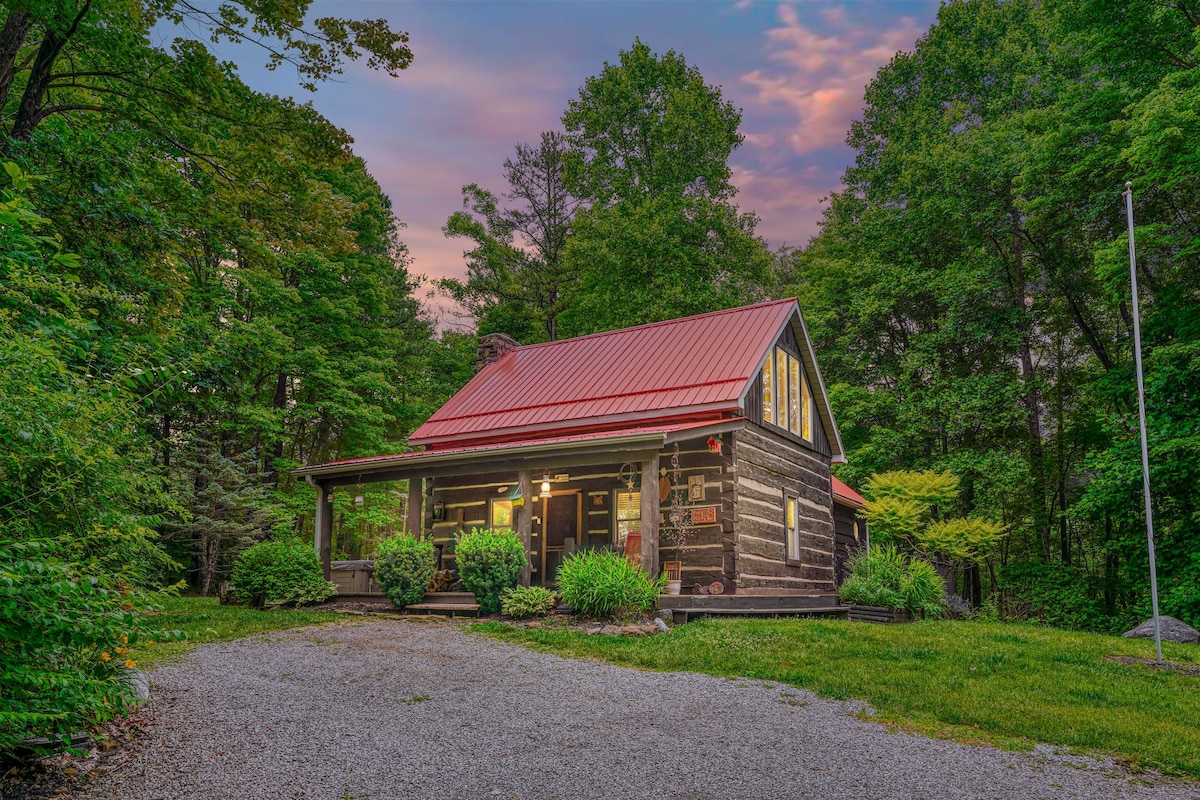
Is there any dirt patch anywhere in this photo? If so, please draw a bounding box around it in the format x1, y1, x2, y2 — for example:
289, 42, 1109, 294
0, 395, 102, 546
1106, 655, 1200, 677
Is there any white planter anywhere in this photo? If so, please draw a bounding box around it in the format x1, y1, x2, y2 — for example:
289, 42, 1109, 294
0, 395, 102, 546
665, 580, 682, 596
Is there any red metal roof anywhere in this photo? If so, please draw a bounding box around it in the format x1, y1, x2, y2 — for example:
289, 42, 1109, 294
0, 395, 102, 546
832, 476, 866, 508
410, 299, 797, 449
294, 419, 739, 477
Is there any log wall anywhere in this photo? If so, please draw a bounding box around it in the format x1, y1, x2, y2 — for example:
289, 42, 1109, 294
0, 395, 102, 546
832, 502, 866, 587
731, 425, 835, 592
422, 437, 728, 588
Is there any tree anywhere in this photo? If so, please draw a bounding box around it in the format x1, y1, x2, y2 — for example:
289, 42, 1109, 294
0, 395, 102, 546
557, 39, 770, 336
0, 1, 411, 144
442, 131, 579, 342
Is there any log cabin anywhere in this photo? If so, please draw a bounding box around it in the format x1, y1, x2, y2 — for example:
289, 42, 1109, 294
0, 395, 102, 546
294, 298, 868, 599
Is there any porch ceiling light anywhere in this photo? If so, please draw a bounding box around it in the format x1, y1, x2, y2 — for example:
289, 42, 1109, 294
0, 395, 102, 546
541, 474, 552, 496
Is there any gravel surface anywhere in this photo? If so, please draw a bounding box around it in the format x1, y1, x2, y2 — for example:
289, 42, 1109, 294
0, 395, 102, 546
79, 619, 1196, 800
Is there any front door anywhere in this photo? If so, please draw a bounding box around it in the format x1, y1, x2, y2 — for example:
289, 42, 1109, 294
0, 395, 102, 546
536, 491, 581, 584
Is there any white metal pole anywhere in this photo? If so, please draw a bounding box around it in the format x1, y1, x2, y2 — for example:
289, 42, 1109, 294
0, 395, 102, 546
1123, 181, 1163, 664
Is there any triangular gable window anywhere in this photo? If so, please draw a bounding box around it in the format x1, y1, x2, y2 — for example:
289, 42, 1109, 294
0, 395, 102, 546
761, 346, 812, 441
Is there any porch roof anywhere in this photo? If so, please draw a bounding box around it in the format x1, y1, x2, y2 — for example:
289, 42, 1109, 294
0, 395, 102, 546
293, 418, 743, 485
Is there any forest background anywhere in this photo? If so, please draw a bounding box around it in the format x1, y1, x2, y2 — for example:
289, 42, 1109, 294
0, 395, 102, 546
2, 0, 1197, 647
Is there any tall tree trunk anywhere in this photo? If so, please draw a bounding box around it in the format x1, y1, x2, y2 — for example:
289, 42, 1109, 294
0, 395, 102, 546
0, 11, 33, 113
11, 0, 94, 141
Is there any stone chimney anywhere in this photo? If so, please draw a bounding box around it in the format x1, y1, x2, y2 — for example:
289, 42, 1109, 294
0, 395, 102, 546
476, 332, 520, 373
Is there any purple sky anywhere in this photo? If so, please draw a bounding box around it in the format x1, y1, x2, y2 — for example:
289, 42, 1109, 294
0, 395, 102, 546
219, 1, 940, 325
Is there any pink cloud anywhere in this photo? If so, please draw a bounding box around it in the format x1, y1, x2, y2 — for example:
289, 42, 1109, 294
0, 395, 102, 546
741, 4, 922, 154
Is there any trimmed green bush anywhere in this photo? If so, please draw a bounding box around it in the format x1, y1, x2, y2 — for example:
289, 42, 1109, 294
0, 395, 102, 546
501, 585, 557, 618
231, 538, 336, 606
556, 549, 664, 619
455, 528, 526, 614
839, 545, 946, 617
374, 535, 437, 608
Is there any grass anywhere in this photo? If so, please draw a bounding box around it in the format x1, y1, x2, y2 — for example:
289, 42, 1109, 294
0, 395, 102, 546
134, 595, 343, 668
477, 617, 1200, 779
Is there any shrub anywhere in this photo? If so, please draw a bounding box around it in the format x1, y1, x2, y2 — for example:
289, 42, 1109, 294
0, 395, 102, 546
839, 545, 946, 617
231, 538, 336, 606
454, 528, 526, 614
0, 540, 157, 753
556, 549, 664, 619
373, 535, 437, 608
500, 585, 558, 618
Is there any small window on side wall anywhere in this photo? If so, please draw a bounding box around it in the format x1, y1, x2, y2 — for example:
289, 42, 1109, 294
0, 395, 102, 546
785, 494, 801, 562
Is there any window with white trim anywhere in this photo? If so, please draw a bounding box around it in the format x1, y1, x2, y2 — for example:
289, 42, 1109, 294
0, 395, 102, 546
761, 346, 813, 441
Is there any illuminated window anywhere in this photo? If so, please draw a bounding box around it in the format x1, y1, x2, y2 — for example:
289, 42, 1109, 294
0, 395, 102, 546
760, 346, 813, 442
613, 490, 641, 548
490, 498, 513, 528
786, 494, 801, 561
801, 369, 812, 441
762, 351, 774, 424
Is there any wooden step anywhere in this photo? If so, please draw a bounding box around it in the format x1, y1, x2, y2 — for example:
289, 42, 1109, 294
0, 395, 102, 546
405, 602, 481, 616
421, 592, 477, 605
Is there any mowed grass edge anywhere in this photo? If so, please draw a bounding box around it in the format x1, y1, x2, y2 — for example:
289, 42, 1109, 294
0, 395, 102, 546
134, 595, 345, 668
476, 617, 1200, 779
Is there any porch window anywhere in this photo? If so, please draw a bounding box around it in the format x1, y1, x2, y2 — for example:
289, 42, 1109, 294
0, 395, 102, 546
613, 490, 640, 548
785, 494, 801, 562
760, 346, 813, 442
490, 498, 513, 528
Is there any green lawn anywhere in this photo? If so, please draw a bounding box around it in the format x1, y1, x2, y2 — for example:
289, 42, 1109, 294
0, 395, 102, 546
134, 595, 344, 668
478, 618, 1200, 778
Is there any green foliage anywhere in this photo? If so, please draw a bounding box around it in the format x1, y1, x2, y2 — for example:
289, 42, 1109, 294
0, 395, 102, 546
0, 540, 159, 754
998, 562, 1115, 632
441, 132, 578, 342
839, 546, 947, 618
788, 0, 1200, 632
862, 471, 1004, 567
453, 528, 527, 614
500, 585, 558, 619
230, 538, 336, 606
373, 535, 437, 608
556, 550, 664, 619
481, 618, 1200, 778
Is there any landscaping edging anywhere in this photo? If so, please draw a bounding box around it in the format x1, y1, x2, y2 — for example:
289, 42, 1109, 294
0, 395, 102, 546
847, 605, 914, 624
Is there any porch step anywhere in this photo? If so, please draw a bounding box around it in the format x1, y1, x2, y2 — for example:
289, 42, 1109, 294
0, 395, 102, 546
404, 602, 481, 617
668, 605, 849, 625
422, 592, 477, 605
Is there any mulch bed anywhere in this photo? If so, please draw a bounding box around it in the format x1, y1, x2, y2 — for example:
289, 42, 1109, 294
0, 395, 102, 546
0, 706, 157, 799
1106, 655, 1200, 677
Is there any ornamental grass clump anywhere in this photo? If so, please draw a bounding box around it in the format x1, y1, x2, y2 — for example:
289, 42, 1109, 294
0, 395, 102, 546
500, 585, 558, 618
838, 545, 946, 618
231, 537, 337, 607
454, 528, 526, 614
374, 534, 437, 608
556, 549, 664, 620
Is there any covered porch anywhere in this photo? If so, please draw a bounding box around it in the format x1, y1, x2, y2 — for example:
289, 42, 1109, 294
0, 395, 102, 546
295, 421, 742, 592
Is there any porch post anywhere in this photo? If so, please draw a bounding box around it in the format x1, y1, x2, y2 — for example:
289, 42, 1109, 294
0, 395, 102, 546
517, 470, 533, 586
315, 480, 333, 580
405, 477, 423, 539
640, 455, 660, 576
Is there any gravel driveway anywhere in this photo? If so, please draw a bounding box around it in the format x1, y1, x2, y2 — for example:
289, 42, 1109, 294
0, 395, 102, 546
80, 619, 1194, 800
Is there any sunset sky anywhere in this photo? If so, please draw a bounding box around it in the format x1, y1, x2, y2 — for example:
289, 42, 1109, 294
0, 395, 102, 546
213, 1, 941, 323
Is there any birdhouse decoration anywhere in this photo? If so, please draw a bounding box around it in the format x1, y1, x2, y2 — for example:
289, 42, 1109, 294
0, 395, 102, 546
707, 435, 722, 455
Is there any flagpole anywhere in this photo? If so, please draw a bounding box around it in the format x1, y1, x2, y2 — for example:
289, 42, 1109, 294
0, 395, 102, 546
1123, 180, 1163, 664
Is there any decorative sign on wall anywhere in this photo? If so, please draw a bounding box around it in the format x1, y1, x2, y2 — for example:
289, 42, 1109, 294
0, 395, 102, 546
689, 506, 718, 525
688, 475, 705, 501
